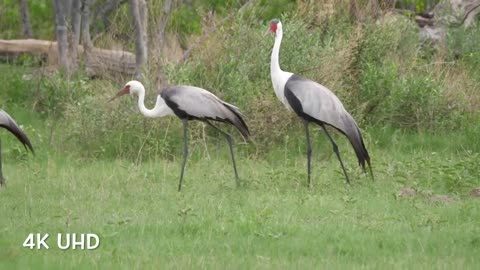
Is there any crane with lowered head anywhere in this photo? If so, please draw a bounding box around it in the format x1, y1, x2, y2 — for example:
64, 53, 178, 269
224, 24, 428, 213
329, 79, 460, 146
0, 109, 34, 187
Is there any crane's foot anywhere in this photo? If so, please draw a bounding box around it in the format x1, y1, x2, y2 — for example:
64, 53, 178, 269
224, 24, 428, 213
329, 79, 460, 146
234, 176, 241, 188
0, 176, 6, 189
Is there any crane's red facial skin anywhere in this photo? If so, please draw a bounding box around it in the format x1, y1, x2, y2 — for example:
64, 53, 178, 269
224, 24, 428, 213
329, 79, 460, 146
269, 22, 278, 33
108, 85, 130, 102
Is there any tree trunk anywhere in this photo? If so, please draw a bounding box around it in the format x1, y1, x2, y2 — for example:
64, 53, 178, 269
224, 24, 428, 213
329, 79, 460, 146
81, 0, 93, 49
70, 0, 82, 69
71, 0, 81, 46
155, 0, 174, 87
18, 0, 33, 38
369, 0, 381, 18
53, 0, 70, 70
349, 0, 362, 21
65, 0, 73, 16
130, 0, 148, 79
157, 0, 173, 53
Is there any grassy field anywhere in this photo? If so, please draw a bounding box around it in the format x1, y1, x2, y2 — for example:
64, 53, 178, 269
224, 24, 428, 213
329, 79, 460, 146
1, 1, 480, 267
1, 129, 479, 269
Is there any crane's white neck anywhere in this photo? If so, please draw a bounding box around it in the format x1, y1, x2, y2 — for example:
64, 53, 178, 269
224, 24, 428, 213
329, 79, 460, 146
271, 30, 283, 74
270, 28, 293, 108
135, 85, 173, 118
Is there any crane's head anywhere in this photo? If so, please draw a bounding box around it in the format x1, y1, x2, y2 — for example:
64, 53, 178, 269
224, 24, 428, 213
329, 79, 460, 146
108, 80, 144, 102
268, 18, 282, 37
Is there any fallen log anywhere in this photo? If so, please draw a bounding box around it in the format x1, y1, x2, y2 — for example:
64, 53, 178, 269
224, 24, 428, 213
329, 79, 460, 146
84, 47, 136, 77
0, 39, 136, 77
0, 39, 57, 62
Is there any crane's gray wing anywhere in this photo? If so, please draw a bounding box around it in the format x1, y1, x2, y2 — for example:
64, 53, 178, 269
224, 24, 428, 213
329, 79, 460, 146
0, 110, 34, 153
284, 75, 351, 130
284, 75, 370, 169
162, 86, 250, 138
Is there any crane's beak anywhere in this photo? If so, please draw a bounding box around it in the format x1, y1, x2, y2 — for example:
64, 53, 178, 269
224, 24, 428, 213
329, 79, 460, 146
263, 28, 272, 37
108, 86, 129, 103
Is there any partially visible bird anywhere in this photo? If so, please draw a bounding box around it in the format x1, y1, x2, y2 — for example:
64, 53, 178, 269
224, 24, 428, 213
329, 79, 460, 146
267, 19, 372, 187
0, 109, 34, 187
109, 80, 250, 191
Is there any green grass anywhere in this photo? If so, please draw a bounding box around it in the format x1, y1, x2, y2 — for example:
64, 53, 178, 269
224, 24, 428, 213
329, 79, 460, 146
1, 133, 479, 269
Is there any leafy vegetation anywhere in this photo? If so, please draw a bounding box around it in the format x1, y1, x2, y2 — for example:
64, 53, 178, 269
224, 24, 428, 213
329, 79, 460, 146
1, 1, 478, 157
0, 0, 54, 39
397, 0, 441, 12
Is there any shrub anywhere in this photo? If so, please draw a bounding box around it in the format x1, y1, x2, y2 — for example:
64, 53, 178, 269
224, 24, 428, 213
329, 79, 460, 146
3, 4, 479, 160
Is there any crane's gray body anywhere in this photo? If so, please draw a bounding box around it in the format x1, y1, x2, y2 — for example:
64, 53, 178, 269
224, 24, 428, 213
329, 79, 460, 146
283, 75, 370, 169
160, 86, 250, 139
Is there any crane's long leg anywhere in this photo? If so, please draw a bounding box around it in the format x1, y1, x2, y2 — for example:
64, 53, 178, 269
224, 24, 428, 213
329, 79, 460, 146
304, 121, 312, 188
178, 120, 189, 191
204, 120, 240, 187
321, 125, 350, 184
0, 139, 5, 187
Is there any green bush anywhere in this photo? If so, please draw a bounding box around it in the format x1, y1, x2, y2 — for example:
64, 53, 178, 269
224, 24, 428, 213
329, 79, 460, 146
2, 4, 479, 160
447, 26, 480, 80
0, 0, 54, 39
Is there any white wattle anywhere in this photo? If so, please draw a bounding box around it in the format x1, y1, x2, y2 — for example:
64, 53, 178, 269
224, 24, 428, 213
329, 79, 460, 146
136, 85, 174, 118
270, 27, 293, 111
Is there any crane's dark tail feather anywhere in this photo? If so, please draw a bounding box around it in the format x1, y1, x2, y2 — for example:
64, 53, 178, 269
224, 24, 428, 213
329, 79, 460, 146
0, 122, 34, 154
350, 126, 373, 180
222, 103, 250, 139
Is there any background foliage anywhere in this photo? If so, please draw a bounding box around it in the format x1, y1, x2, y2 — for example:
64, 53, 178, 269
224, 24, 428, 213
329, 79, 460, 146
0, 0, 479, 160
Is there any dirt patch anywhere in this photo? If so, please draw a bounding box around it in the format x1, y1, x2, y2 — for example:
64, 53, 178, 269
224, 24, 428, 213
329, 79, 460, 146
428, 194, 456, 204
398, 188, 417, 198
397, 188, 458, 204
470, 187, 480, 198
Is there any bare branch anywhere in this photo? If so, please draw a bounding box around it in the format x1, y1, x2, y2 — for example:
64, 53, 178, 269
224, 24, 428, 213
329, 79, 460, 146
458, 1, 480, 27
